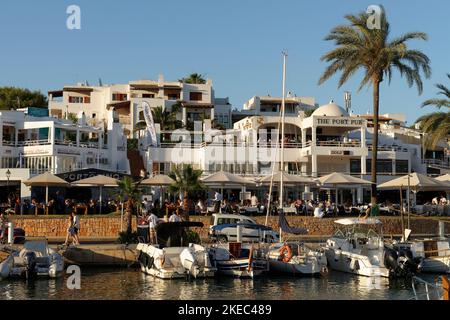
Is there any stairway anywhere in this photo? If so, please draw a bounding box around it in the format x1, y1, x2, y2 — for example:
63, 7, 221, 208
127, 150, 145, 177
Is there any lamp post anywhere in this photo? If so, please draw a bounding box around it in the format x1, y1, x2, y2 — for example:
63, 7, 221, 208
6, 168, 11, 192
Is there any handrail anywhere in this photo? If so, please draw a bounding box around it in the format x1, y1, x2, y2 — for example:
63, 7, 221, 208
411, 276, 443, 300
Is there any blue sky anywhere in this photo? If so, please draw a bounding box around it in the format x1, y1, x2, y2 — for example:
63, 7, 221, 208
0, 0, 448, 123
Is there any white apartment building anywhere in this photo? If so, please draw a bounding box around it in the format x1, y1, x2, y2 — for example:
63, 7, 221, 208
48, 75, 233, 137
0, 108, 128, 200
141, 96, 449, 202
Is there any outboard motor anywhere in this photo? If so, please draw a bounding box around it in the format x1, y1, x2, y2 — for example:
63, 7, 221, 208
22, 251, 37, 279
384, 245, 421, 277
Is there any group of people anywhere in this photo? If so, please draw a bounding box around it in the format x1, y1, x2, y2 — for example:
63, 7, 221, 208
431, 195, 449, 205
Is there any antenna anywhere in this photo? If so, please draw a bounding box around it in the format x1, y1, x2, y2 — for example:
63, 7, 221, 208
344, 91, 351, 114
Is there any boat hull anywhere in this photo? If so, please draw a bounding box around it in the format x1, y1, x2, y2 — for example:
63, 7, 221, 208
215, 259, 268, 278
325, 248, 390, 278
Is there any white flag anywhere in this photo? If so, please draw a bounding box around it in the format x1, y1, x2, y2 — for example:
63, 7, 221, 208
142, 101, 157, 146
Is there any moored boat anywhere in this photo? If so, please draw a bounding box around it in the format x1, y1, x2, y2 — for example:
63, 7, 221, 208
209, 242, 269, 278
136, 221, 216, 279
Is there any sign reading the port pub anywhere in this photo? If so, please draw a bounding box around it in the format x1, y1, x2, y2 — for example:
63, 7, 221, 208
315, 118, 364, 127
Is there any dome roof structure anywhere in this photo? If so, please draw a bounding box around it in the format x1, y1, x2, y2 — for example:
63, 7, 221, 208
312, 100, 349, 117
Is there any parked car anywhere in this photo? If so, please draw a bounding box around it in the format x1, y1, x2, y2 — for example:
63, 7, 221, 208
209, 214, 279, 243
0, 227, 26, 244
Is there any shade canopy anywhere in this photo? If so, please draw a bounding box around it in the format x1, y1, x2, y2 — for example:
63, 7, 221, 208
141, 174, 175, 186
201, 171, 255, 186
378, 172, 450, 192
259, 172, 316, 185
72, 175, 119, 187
23, 172, 70, 187
318, 172, 372, 186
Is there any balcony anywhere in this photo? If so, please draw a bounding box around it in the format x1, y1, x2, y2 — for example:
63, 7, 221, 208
17, 139, 52, 147
422, 158, 450, 169
315, 140, 362, 148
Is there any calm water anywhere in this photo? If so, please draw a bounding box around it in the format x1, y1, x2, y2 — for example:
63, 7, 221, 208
0, 268, 439, 300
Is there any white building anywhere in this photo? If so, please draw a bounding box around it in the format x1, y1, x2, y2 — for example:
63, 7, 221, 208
48, 75, 233, 137
0, 108, 128, 200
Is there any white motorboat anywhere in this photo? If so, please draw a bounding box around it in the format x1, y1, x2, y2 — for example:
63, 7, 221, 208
268, 242, 328, 276
324, 218, 419, 278
408, 238, 450, 273
0, 247, 15, 279
8, 238, 64, 279
208, 242, 269, 278
136, 221, 216, 279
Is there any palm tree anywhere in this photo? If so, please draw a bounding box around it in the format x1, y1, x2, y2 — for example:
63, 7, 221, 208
151, 106, 177, 131
417, 74, 450, 148
181, 73, 206, 84
117, 176, 142, 233
318, 7, 431, 204
168, 164, 205, 220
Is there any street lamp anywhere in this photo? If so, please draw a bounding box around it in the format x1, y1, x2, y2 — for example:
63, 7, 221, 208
6, 169, 11, 202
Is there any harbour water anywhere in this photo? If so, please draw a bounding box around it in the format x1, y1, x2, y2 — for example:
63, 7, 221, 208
0, 268, 439, 300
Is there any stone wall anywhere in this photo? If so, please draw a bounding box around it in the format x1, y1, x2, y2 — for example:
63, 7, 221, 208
12, 216, 136, 238
11, 215, 450, 239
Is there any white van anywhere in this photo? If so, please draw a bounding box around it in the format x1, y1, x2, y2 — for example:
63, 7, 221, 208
209, 214, 279, 243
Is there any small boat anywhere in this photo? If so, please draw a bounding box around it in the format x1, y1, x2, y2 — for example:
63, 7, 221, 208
324, 218, 419, 278
208, 242, 269, 278
8, 238, 64, 279
136, 221, 216, 279
268, 242, 328, 276
406, 238, 450, 273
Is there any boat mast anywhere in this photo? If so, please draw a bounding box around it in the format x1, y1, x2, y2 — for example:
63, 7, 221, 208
279, 51, 287, 242
279, 51, 287, 210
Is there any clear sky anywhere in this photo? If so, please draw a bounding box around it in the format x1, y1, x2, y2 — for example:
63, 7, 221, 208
0, 0, 448, 123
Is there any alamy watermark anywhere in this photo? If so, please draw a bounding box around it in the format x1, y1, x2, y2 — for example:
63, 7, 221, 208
66, 265, 81, 289
66, 5, 81, 30
366, 5, 384, 30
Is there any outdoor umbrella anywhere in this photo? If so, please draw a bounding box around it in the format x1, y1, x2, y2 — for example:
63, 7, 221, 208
378, 172, 449, 192
141, 174, 175, 204
317, 172, 372, 206
23, 172, 70, 204
201, 171, 255, 203
72, 175, 119, 215
259, 172, 317, 185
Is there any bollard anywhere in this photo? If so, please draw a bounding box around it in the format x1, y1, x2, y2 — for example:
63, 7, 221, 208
7, 222, 14, 244
236, 224, 242, 243
439, 221, 445, 239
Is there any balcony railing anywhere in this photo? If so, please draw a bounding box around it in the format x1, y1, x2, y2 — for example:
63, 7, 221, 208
422, 158, 450, 169
368, 144, 409, 152
315, 140, 362, 148
1, 140, 15, 147
18, 140, 52, 147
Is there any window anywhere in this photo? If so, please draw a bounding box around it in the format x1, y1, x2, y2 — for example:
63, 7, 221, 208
395, 160, 409, 174
366, 159, 393, 174
69, 96, 83, 103
112, 93, 128, 101
142, 93, 155, 98
217, 218, 238, 225
84, 96, 91, 103
350, 159, 361, 173
168, 94, 179, 100
189, 92, 202, 101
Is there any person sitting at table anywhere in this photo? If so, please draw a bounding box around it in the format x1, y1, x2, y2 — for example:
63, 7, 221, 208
432, 196, 439, 205
439, 196, 447, 205
314, 203, 325, 218
220, 199, 233, 214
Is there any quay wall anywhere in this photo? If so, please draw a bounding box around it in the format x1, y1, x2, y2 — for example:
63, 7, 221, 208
10, 215, 450, 239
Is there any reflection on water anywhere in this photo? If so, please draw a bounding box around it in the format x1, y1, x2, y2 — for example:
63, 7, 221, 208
0, 268, 438, 300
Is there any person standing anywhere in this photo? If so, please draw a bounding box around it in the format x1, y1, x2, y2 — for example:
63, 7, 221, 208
63, 214, 75, 246
251, 194, 258, 207
213, 191, 223, 213
148, 209, 159, 244
72, 211, 80, 245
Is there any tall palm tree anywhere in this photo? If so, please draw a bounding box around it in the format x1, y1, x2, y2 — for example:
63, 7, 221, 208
168, 164, 205, 220
318, 7, 431, 204
181, 73, 206, 84
117, 176, 142, 233
417, 74, 450, 148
